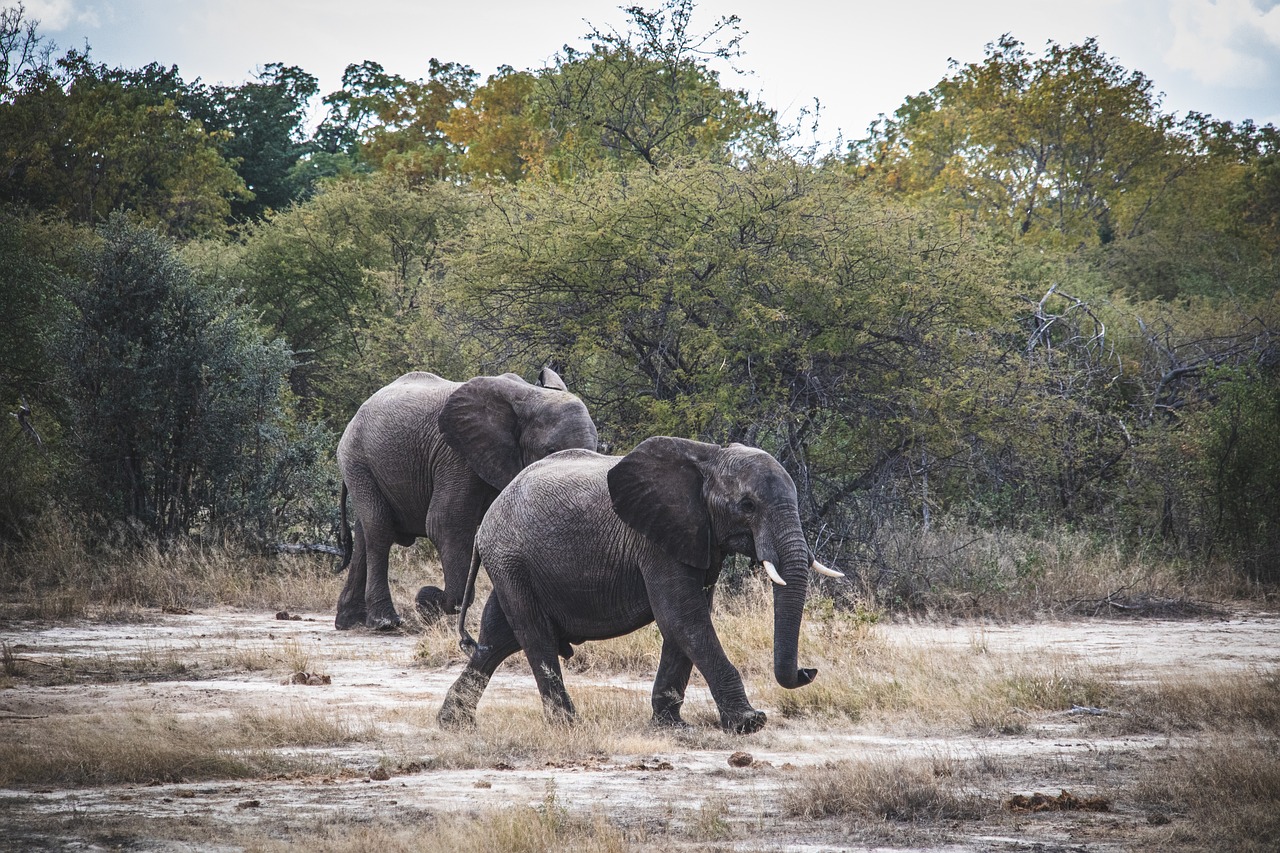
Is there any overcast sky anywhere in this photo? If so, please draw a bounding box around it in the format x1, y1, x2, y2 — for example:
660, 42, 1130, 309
24, 0, 1280, 145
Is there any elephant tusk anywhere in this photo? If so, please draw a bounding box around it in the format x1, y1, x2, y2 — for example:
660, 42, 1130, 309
812, 559, 844, 578
762, 560, 786, 586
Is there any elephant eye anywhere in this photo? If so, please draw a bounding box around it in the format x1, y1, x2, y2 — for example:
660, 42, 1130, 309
739, 497, 756, 513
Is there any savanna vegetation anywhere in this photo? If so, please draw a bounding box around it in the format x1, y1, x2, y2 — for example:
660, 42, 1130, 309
1, 0, 1278, 617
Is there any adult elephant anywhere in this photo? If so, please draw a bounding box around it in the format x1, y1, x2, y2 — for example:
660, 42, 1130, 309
335, 368, 598, 630
437, 437, 843, 733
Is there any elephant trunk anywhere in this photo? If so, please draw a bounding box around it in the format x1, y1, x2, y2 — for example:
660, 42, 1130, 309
761, 510, 815, 690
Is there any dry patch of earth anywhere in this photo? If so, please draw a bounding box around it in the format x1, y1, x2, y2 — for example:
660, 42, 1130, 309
1, 606, 1277, 851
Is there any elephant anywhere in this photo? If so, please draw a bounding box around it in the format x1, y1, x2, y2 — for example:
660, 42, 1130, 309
437, 436, 843, 733
335, 368, 599, 630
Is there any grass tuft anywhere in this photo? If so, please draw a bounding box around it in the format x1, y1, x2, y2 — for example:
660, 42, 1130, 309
783, 756, 991, 822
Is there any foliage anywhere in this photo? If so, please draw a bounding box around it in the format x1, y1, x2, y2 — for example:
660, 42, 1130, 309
0, 49, 247, 237
230, 173, 477, 424
440, 66, 547, 183
531, 0, 779, 175
853, 36, 1183, 247
189, 63, 320, 220
315, 58, 477, 182
53, 214, 333, 543
0, 206, 84, 539
452, 160, 1018, 546
1194, 365, 1280, 580
0, 0, 1277, 592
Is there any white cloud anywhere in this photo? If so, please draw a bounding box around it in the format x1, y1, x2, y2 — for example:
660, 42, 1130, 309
24, 0, 76, 29
25, 0, 102, 31
1166, 0, 1280, 85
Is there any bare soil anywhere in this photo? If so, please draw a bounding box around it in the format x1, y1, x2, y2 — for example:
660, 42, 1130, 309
1, 606, 1277, 851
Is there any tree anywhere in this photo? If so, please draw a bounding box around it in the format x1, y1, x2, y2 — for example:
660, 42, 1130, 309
56, 214, 328, 542
190, 63, 319, 220
851, 36, 1180, 247
451, 159, 1019, 554
231, 173, 476, 421
439, 66, 548, 183
0, 207, 87, 540
314, 58, 477, 181
0, 2, 53, 95
0, 49, 247, 236
531, 0, 779, 175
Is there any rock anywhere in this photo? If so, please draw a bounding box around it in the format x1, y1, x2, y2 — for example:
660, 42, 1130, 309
728, 751, 755, 768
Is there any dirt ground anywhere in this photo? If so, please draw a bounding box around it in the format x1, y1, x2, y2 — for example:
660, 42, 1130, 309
1, 605, 1277, 852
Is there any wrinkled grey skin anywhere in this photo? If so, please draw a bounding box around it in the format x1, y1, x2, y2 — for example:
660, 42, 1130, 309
335, 368, 598, 630
438, 437, 818, 734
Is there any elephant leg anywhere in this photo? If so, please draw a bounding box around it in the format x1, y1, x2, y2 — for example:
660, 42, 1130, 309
339, 473, 403, 630
438, 595, 521, 728
651, 637, 695, 728
651, 580, 765, 734
416, 527, 477, 622
335, 519, 369, 630
491, 572, 576, 724
361, 520, 401, 630
651, 581, 714, 727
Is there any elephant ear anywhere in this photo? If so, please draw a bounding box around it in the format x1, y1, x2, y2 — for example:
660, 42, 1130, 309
536, 366, 568, 391
438, 376, 529, 490
607, 436, 720, 570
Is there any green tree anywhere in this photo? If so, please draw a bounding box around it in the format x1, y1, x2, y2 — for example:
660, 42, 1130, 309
452, 160, 1018, 547
232, 174, 475, 422
56, 214, 328, 542
531, 0, 779, 175
314, 58, 476, 181
0, 207, 87, 540
190, 63, 320, 220
851, 36, 1179, 247
0, 49, 247, 236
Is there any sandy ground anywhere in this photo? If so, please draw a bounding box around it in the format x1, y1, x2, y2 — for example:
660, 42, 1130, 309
1, 606, 1277, 851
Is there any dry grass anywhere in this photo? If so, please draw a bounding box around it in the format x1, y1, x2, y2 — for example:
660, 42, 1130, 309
0, 706, 376, 786
783, 755, 993, 823
406, 687, 673, 771
0, 509, 454, 622
1133, 736, 1280, 852
850, 520, 1257, 618
242, 789, 637, 853
1115, 669, 1280, 733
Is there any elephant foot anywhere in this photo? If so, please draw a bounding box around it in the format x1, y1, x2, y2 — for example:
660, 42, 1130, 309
367, 612, 403, 631
335, 608, 367, 631
650, 712, 692, 731
722, 709, 767, 735
437, 701, 476, 730
415, 585, 452, 623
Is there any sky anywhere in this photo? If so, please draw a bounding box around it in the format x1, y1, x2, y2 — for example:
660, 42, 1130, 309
23, 0, 1280, 146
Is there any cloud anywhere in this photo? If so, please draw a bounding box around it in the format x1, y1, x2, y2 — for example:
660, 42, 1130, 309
1166, 0, 1280, 85
25, 0, 100, 31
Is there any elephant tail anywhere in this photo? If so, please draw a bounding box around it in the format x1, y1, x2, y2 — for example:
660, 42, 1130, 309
337, 481, 352, 573
457, 543, 482, 655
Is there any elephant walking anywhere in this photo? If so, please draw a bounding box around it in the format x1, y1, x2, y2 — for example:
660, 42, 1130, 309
335, 369, 598, 630
438, 437, 842, 733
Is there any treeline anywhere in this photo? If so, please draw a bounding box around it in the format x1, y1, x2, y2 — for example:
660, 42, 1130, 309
1, 2, 1277, 592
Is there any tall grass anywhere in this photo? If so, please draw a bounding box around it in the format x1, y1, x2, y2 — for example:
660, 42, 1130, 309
0, 707, 376, 786
840, 518, 1255, 618
2, 508, 1266, 624
0, 509, 440, 619
1133, 736, 1280, 853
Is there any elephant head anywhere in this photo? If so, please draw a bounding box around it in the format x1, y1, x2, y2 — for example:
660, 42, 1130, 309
608, 436, 834, 691
438, 368, 598, 492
